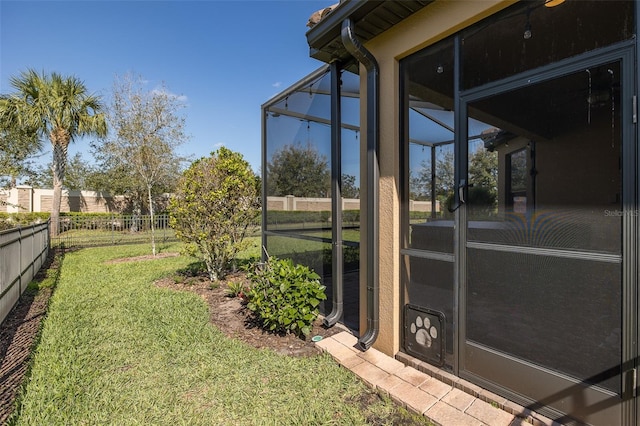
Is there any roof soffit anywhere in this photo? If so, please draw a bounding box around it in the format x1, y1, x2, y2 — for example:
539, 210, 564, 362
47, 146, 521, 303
306, 0, 434, 65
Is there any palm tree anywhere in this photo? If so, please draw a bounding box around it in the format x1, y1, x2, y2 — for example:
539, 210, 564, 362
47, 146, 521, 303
0, 69, 107, 235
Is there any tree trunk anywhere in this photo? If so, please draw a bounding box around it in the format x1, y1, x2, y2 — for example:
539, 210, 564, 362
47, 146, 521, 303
50, 177, 62, 236
50, 139, 68, 236
147, 184, 156, 256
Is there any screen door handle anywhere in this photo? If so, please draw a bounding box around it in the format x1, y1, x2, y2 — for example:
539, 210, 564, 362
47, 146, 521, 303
458, 179, 466, 204
448, 180, 467, 213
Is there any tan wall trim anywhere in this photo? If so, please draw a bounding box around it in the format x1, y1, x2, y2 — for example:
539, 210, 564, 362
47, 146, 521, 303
368, 0, 517, 62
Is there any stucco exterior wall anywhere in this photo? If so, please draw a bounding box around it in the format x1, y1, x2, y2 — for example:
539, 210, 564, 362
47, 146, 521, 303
358, 0, 515, 356
265, 196, 434, 213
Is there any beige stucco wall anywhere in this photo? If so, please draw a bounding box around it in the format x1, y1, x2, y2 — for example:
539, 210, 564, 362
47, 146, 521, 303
6, 189, 371, 215
357, 0, 516, 356
2, 186, 31, 213
2, 187, 125, 214
266, 196, 363, 212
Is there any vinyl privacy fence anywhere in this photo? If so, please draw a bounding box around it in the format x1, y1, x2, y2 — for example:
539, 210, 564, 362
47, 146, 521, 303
0, 221, 49, 325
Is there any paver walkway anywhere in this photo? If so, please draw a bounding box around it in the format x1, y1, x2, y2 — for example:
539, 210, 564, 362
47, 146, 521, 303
315, 331, 563, 426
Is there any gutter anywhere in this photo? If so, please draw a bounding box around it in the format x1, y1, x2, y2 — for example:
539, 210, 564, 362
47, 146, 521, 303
341, 18, 380, 351
323, 60, 344, 328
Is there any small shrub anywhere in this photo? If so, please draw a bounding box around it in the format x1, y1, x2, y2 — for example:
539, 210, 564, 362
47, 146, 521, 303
246, 257, 326, 337
226, 281, 245, 298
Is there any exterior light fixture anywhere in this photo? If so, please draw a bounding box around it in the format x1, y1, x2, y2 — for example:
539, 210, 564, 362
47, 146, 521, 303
544, 0, 565, 7
436, 64, 444, 74
523, 9, 532, 39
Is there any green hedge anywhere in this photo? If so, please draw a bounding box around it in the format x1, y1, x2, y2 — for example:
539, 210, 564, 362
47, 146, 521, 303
0, 212, 50, 231
266, 210, 361, 225
59, 212, 120, 218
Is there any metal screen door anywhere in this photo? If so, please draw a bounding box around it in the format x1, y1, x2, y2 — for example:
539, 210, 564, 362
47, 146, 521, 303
459, 48, 635, 425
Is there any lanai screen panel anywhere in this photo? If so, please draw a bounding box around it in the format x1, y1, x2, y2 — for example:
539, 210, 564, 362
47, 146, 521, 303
263, 67, 361, 327
462, 0, 634, 90
401, 37, 457, 370
264, 68, 333, 284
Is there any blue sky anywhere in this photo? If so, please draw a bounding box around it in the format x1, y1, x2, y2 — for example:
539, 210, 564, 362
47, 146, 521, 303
0, 0, 332, 173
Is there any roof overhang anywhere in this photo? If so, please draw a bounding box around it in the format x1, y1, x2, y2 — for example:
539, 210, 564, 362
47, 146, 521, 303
306, 0, 434, 66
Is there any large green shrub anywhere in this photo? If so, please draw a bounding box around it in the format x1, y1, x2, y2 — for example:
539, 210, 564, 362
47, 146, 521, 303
168, 147, 260, 281
246, 257, 327, 337
265, 210, 330, 225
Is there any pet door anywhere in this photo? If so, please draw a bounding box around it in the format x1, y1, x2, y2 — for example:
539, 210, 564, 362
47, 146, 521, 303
404, 305, 445, 367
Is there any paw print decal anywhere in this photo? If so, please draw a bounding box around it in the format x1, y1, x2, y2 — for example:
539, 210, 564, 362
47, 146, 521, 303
409, 315, 438, 348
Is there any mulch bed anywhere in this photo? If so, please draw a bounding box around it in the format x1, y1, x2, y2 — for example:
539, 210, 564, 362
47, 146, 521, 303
154, 270, 345, 357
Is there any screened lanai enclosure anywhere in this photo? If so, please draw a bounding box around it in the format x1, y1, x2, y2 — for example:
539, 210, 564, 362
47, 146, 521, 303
262, 63, 453, 331
261, 65, 362, 328
267, 0, 640, 423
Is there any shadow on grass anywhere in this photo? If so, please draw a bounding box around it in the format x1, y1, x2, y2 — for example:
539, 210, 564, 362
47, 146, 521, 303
175, 256, 261, 279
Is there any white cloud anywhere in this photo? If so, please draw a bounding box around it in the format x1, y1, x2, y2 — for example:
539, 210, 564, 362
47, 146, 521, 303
151, 87, 188, 103
272, 82, 282, 88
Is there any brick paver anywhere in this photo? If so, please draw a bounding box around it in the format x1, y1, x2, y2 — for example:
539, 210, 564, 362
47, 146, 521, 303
314, 331, 558, 426
426, 401, 485, 426
394, 366, 430, 387
388, 381, 438, 414
419, 377, 453, 400
332, 331, 358, 347
375, 373, 405, 395
441, 388, 476, 412
465, 399, 515, 425
350, 361, 390, 387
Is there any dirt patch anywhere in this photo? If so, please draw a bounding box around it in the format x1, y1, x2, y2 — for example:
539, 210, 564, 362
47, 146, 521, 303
155, 272, 344, 357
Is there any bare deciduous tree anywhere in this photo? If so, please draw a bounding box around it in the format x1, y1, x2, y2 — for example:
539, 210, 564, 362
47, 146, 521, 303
96, 73, 188, 255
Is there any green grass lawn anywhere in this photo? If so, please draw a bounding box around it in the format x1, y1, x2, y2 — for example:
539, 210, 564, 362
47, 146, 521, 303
10, 243, 429, 425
